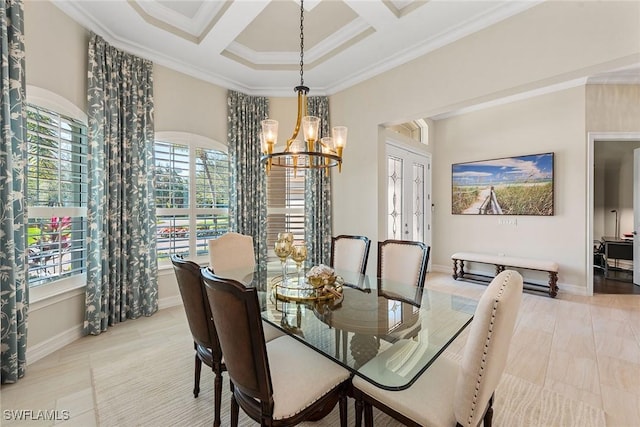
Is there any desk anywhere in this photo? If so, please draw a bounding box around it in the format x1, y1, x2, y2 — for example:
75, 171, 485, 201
601, 236, 633, 281
229, 267, 477, 391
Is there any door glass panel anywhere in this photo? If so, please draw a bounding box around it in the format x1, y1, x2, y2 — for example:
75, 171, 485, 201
388, 156, 403, 239
413, 163, 425, 242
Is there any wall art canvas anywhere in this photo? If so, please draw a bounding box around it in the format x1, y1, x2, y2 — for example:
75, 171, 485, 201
452, 152, 554, 216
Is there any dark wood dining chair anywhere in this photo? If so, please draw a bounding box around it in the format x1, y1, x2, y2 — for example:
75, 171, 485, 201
331, 234, 371, 274
377, 239, 430, 305
170, 255, 225, 427
201, 268, 351, 427
353, 270, 523, 427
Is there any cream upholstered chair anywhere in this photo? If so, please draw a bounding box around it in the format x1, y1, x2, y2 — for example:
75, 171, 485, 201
208, 232, 256, 277
208, 232, 283, 342
331, 235, 371, 274
377, 239, 430, 304
202, 270, 351, 427
353, 270, 523, 427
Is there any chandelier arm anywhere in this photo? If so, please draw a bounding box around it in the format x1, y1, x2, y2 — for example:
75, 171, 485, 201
285, 87, 308, 151
318, 139, 337, 154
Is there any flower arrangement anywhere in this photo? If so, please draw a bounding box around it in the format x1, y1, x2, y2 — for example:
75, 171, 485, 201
305, 264, 337, 288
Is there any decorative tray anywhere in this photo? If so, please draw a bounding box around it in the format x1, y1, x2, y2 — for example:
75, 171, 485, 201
270, 275, 344, 303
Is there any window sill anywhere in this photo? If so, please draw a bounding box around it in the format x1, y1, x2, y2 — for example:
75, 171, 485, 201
29, 274, 87, 311
158, 256, 210, 273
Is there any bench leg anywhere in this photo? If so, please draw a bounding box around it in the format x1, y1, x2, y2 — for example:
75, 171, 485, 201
548, 272, 558, 298
495, 264, 505, 275
452, 259, 459, 279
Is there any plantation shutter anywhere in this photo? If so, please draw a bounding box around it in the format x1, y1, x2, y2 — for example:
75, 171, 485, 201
266, 166, 305, 261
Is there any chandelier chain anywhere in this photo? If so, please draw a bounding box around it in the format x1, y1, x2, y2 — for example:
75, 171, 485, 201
299, 0, 304, 86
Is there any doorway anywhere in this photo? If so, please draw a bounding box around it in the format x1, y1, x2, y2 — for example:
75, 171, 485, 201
385, 142, 432, 252
588, 132, 640, 295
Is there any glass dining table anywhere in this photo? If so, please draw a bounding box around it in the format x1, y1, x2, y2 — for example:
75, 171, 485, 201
217, 266, 477, 391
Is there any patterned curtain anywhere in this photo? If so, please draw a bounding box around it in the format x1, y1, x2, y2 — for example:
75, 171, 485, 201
227, 91, 268, 267
305, 96, 332, 265
84, 33, 157, 335
0, 0, 28, 384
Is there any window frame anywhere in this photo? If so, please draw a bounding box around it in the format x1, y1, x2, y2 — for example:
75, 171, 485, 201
154, 131, 230, 267
26, 86, 89, 303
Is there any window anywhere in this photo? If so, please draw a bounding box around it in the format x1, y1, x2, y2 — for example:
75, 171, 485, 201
154, 133, 230, 264
266, 164, 305, 261
26, 104, 88, 287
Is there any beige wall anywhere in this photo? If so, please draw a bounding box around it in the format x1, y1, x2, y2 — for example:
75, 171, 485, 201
588, 84, 640, 250
154, 65, 228, 142
330, 1, 640, 288
433, 87, 587, 288
587, 85, 640, 133
24, 1, 88, 111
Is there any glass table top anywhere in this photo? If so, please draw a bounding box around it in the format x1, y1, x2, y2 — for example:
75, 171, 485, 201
214, 266, 477, 391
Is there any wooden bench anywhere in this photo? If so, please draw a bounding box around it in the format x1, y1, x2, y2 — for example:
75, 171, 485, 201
451, 252, 559, 298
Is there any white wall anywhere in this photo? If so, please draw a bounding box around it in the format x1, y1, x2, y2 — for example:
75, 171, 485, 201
330, 1, 640, 291
433, 87, 586, 289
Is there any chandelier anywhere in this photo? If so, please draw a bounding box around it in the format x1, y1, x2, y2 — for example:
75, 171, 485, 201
260, 0, 347, 175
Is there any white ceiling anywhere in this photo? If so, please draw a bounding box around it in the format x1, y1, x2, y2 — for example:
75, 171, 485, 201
53, 0, 550, 96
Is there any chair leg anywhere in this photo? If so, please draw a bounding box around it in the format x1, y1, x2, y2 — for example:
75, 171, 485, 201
213, 365, 223, 427
230, 384, 239, 427
194, 354, 202, 398
339, 394, 348, 427
364, 401, 374, 427
484, 394, 494, 427
354, 397, 363, 427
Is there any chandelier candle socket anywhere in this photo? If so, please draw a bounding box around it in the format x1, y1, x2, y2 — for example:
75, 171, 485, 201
260, 0, 347, 175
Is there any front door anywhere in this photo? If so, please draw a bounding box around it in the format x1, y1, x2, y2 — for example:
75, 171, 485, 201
386, 144, 431, 250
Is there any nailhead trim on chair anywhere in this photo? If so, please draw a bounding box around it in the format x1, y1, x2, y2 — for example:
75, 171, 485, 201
465, 271, 511, 426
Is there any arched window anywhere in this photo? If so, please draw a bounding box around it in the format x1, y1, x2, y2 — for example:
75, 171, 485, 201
154, 132, 230, 265
26, 87, 88, 288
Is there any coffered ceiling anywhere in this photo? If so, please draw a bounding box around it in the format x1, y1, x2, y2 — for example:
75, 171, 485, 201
53, 0, 544, 96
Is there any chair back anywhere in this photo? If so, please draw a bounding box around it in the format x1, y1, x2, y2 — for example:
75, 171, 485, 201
171, 255, 222, 360
454, 270, 523, 426
377, 240, 429, 303
201, 268, 273, 403
209, 232, 256, 276
331, 235, 371, 274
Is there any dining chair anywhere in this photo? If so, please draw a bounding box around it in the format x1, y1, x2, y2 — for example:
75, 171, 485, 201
208, 231, 284, 342
353, 269, 523, 427
377, 239, 430, 305
171, 255, 226, 427
208, 231, 256, 275
201, 269, 351, 427
331, 234, 371, 274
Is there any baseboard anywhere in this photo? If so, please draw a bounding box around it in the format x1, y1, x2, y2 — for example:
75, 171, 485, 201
27, 326, 84, 365
431, 264, 453, 275
27, 299, 182, 364
158, 295, 182, 310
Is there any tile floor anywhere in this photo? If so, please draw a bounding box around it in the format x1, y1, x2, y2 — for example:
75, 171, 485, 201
2, 272, 639, 426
